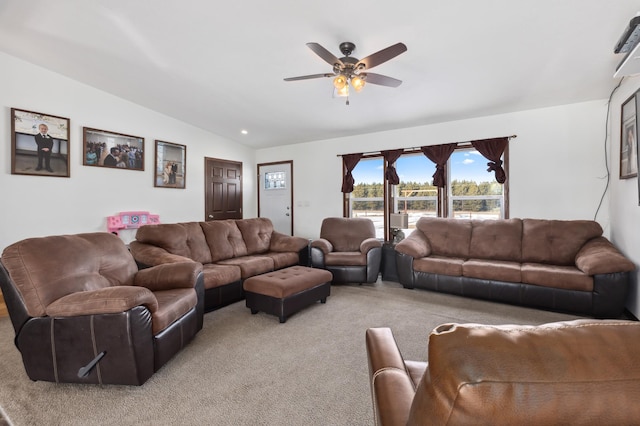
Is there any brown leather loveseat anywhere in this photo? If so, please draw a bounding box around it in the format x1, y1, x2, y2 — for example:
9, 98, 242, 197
394, 217, 635, 317
130, 217, 309, 311
0, 232, 204, 385
366, 320, 640, 425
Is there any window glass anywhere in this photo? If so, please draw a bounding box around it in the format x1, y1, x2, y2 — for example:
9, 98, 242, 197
350, 157, 384, 238
449, 149, 504, 219
393, 154, 437, 237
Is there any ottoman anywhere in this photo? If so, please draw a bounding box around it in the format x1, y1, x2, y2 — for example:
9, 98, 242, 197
243, 266, 332, 323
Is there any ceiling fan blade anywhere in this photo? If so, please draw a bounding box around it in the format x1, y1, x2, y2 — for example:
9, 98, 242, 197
356, 42, 407, 70
284, 73, 334, 82
306, 42, 344, 67
363, 73, 402, 88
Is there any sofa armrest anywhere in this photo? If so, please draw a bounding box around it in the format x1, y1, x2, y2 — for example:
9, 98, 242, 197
45, 286, 158, 317
270, 231, 309, 253
129, 241, 194, 267
394, 231, 431, 258
366, 328, 417, 426
575, 237, 635, 275
134, 262, 203, 291
311, 238, 333, 255
360, 237, 382, 254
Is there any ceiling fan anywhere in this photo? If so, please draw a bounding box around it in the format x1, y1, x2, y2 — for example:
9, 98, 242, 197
284, 41, 407, 104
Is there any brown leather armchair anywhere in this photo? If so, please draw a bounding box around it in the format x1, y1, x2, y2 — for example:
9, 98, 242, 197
0, 232, 204, 385
366, 320, 640, 425
311, 217, 382, 284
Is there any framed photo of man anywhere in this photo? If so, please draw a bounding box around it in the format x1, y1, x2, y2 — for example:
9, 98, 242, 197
620, 93, 638, 179
154, 140, 186, 189
11, 108, 70, 177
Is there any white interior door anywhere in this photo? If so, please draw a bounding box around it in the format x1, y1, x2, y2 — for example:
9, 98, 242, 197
258, 161, 293, 235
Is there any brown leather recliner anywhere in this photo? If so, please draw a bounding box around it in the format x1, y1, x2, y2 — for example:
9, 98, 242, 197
0, 232, 204, 386
311, 217, 382, 284
366, 320, 640, 425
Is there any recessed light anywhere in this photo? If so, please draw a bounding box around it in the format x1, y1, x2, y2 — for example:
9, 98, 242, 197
241, 130, 248, 135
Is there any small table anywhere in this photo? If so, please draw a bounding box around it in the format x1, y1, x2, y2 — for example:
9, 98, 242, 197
243, 266, 332, 323
381, 242, 399, 282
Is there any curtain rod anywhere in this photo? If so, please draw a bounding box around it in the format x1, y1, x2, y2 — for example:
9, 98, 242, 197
336, 134, 518, 157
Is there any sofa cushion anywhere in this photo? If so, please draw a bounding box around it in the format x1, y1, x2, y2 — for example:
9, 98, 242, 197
325, 252, 367, 266
413, 256, 465, 277
135, 222, 212, 264
320, 217, 376, 252
200, 220, 248, 262
416, 217, 472, 258
469, 219, 522, 262
521, 263, 593, 292
521, 219, 602, 266
258, 252, 301, 270
150, 288, 197, 334
463, 259, 522, 283
217, 255, 275, 279
236, 218, 273, 255
201, 263, 242, 289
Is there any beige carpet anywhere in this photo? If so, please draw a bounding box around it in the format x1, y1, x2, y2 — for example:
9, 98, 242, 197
0, 280, 583, 425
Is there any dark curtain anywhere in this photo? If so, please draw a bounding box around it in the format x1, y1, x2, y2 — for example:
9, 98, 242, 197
381, 149, 404, 185
420, 143, 456, 188
471, 137, 509, 183
341, 153, 363, 193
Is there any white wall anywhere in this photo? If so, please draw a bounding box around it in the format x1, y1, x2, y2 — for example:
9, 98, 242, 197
0, 52, 256, 250
609, 74, 640, 318
259, 100, 640, 315
257, 100, 611, 239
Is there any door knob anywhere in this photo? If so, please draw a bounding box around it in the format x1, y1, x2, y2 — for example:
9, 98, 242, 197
208, 214, 214, 219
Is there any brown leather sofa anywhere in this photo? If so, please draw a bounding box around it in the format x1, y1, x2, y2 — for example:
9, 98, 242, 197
129, 218, 309, 311
311, 217, 382, 284
394, 217, 635, 317
0, 232, 204, 385
366, 320, 640, 425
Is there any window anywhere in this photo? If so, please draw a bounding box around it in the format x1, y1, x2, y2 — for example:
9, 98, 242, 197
448, 148, 504, 219
392, 153, 437, 237
344, 144, 509, 241
349, 157, 384, 238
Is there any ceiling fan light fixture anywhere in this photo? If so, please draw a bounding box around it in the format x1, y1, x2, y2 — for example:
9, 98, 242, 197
335, 84, 349, 97
351, 76, 365, 92
333, 74, 348, 90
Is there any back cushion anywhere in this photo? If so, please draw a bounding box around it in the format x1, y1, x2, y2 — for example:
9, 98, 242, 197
1, 233, 137, 317
416, 217, 472, 258
408, 320, 640, 425
135, 222, 212, 264
521, 219, 602, 265
468, 219, 522, 262
200, 220, 248, 262
320, 218, 375, 252
236, 218, 273, 255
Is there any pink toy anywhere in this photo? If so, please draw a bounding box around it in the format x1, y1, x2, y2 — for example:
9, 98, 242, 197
107, 211, 160, 235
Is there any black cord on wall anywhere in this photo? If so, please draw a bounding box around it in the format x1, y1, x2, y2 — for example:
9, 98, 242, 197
594, 76, 625, 221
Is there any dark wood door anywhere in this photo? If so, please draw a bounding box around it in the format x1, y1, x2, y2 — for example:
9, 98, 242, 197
205, 157, 243, 220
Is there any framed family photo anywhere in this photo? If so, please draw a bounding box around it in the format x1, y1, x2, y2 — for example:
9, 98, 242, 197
155, 140, 186, 188
620, 93, 638, 179
11, 108, 70, 177
83, 127, 144, 170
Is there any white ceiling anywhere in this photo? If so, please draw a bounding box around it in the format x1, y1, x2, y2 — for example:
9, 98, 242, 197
0, 1, 638, 149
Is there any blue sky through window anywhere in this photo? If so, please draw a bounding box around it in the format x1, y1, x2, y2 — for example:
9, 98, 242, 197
352, 150, 493, 184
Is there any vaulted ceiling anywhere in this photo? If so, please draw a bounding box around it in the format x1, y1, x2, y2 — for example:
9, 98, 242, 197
0, 1, 638, 148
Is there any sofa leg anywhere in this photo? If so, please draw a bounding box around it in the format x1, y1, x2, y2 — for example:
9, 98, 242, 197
251, 309, 258, 315
279, 316, 286, 323
320, 298, 327, 303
